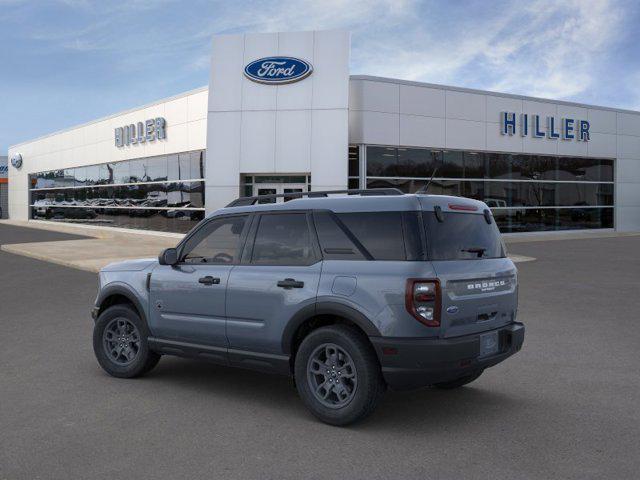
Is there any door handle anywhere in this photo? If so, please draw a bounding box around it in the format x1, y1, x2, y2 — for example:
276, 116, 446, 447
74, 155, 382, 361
198, 276, 220, 285
277, 278, 304, 289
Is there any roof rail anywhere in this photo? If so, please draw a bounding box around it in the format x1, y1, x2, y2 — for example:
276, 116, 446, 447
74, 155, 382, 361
225, 188, 404, 207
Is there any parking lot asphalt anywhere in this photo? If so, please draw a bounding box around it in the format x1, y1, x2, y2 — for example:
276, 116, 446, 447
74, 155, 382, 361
1, 223, 638, 480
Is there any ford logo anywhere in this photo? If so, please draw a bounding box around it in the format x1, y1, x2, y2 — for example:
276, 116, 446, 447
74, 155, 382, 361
446, 305, 459, 314
244, 56, 313, 85
10, 153, 23, 169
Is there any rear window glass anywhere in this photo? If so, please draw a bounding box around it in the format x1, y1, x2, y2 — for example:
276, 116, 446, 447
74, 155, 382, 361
423, 212, 505, 260
337, 212, 406, 260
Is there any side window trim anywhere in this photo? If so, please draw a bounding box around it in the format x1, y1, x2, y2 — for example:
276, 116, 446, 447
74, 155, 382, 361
176, 213, 251, 265
402, 211, 427, 261
245, 210, 320, 267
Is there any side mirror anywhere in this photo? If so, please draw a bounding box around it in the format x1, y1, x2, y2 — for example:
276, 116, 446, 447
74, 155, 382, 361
158, 248, 178, 266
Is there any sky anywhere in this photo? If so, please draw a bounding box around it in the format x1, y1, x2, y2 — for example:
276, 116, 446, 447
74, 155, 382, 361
1, 0, 640, 153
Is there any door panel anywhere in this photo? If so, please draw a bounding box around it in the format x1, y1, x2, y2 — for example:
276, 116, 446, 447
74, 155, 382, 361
226, 263, 321, 353
149, 264, 232, 346
148, 214, 250, 347
226, 211, 321, 355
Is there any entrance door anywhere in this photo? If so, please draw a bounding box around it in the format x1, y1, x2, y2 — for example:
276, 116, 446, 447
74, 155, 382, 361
252, 183, 307, 203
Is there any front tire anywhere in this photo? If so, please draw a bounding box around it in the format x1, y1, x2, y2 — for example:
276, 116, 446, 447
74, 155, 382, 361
294, 325, 385, 426
93, 304, 160, 378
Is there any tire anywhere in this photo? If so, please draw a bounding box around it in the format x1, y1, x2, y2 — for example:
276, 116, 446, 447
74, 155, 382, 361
93, 304, 160, 378
433, 370, 483, 389
294, 325, 385, 426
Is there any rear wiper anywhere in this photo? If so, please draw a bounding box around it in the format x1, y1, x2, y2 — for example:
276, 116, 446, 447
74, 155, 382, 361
461, 247, 486, 258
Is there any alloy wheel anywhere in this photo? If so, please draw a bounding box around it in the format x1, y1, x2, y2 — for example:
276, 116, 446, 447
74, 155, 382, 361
307, 343, 358, 409
103, 318, 141, 366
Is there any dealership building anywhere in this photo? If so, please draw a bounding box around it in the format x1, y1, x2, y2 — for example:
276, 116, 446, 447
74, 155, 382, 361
7, 30, 640, 234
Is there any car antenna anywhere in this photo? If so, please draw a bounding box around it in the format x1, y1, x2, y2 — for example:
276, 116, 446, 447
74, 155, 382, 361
416, 167, 438, 194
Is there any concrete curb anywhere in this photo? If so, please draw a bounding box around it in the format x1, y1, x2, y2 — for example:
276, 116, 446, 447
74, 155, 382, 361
1, 243, 102, 273
0, 219, 185, 241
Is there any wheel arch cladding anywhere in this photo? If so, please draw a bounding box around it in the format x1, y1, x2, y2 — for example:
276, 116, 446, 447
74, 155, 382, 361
96, 285, 147, 326
282, 301, 382, 356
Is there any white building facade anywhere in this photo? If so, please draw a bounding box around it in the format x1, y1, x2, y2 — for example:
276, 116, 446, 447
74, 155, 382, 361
7, 30, 640, 233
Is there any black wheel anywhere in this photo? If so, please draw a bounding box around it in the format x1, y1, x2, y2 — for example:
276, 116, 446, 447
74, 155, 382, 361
433, 370, 483, 389
294, 325, 385, 426
93, 304, 160, 378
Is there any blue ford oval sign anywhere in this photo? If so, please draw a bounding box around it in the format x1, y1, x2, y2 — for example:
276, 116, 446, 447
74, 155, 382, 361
244, 57, 313, 85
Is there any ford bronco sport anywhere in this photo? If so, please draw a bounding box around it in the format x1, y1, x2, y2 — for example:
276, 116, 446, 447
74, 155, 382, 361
92, 189, 524, 425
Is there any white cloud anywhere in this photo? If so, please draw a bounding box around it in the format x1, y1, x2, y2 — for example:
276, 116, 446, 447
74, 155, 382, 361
484, 0, 623, 99
7, 0, 633, 105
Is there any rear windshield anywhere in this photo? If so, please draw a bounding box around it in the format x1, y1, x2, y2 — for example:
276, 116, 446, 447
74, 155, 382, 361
423, 211, 505, 260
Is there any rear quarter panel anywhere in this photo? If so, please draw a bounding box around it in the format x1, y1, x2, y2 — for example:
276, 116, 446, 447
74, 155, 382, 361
319, 260, 442, 338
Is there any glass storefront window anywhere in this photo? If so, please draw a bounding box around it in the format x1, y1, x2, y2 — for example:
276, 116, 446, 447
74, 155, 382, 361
29, 150, 206, 233
365, 146, 615, 232
129, 158, 148, 183
147, 155, 168, 182
111, 161, 130, 184
463, 152, 487, 178
191, 150, 205, 180
366, 146, 398, 177
397, 148, 439, 177
440, 151, 463, 178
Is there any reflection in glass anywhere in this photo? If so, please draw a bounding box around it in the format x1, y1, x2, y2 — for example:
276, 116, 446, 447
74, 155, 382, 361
111, 161, 130, 184
191, 151, 205, 180
147, 155, 168, 182
29, 151, 205, 232
167, 154, 180, 181
366, 146, 398, 177
129, 159, 148, 183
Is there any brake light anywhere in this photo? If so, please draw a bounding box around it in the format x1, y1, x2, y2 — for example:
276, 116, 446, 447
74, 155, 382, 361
405, 279, 441, 327
448, 203, 478, 211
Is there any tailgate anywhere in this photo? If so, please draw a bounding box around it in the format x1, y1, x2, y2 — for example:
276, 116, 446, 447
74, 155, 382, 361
432, 258, 517, 338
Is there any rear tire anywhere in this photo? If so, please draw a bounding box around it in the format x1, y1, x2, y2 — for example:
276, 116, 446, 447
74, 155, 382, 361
93, 304, 160, 378
433, 370, 483, 389
294, 325, 385, 426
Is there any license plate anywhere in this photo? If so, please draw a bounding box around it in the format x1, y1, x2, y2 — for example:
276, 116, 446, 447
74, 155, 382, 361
479, 331, 499, 358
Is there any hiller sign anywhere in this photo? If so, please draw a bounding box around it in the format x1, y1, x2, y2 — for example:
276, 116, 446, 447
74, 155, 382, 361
115, 117, 166, 147
500, 112, 590, 141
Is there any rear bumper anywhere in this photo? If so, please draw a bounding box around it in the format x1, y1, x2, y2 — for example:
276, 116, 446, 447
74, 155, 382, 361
370, 322, 524, 390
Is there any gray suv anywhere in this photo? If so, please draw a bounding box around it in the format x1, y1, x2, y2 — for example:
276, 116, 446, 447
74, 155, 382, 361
92, 189, 524, 425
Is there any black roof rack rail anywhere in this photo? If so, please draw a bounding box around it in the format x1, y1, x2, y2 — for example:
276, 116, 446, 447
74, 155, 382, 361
225, 188, 404, 208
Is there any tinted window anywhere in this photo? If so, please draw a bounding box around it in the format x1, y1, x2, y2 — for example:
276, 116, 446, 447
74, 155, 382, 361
182, 216, 248, 264
252, 213, 314, 265
313, 211, 365, 260
366, 146, 398, 176
424, 212, 505, 260
337, 212, 406, 261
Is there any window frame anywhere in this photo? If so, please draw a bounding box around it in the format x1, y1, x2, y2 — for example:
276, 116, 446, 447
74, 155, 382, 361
176, 212, 253, 265
242, 210, 321, 267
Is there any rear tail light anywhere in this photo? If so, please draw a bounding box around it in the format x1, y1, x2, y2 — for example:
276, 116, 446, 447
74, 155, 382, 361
405, 279, 441, 327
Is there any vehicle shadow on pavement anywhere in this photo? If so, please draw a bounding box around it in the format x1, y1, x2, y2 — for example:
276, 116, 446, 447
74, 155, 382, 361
109, 355, 522, 430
